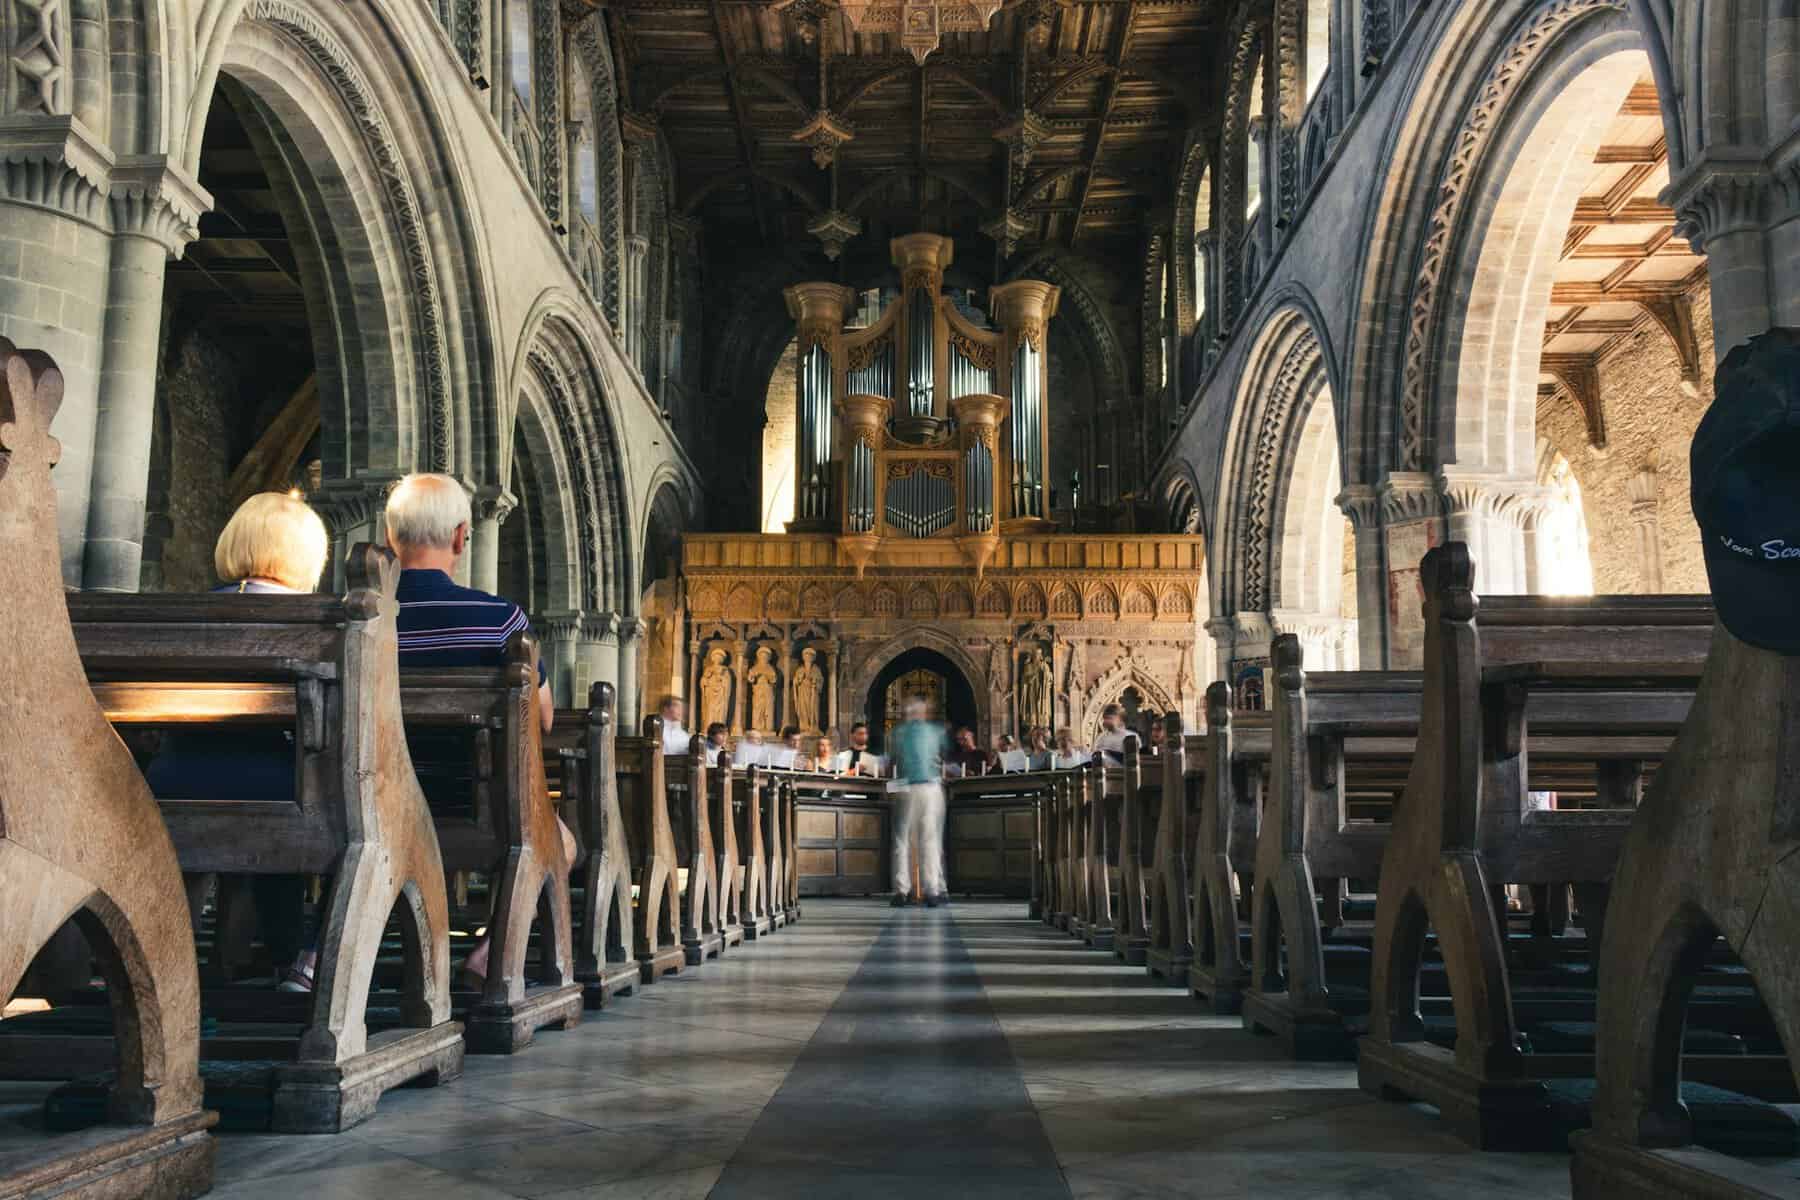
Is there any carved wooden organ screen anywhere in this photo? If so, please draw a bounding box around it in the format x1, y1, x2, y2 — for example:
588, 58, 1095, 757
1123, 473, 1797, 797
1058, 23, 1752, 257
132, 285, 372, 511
781, 233, 1060, 575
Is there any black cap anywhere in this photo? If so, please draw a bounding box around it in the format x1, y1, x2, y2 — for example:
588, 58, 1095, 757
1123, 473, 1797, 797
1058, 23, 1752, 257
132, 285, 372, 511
1690, 328, 1800, 655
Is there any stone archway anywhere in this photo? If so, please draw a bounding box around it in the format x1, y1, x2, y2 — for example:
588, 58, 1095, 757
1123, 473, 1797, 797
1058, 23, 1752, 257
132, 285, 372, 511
1079, 652, 1179, 746
841, 627, 990, 745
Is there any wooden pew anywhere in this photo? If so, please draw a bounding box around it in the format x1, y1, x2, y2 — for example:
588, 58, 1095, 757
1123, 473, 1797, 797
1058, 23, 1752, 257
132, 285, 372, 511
560, 682, 640, 1008
617, 718, 684, 982
667, 738, 723, 963
1571, 629, 1800, 1198
944, 770, 1057, 900
60, 544, 463, 1128
1190, 687, 1260, 1012
737, 765, 774, 938
785, 781, 803, 923
766, 775, 789, 930
0, 340, 215, 1194
710, 752, 746, 949
399, 635, 581, 1054
1358, 542, 1712, 1148
1240, 637, 1420, 1058
1146, 713, 1195, 982
1076, 757, 1115, 948
1114, 745, 1157, 964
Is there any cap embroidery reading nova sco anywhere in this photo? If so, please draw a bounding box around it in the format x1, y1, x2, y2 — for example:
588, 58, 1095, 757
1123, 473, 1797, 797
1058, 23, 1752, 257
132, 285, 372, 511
1689, 327, 1800, 655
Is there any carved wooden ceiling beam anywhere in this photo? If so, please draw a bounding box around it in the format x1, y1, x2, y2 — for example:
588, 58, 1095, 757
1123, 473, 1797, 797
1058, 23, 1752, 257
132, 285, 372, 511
1069, 0, 1141, 247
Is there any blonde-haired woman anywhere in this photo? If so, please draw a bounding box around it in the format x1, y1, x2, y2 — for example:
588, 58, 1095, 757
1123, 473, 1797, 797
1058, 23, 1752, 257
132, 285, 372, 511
213, 491, 330, 594
147, 493, 330, 992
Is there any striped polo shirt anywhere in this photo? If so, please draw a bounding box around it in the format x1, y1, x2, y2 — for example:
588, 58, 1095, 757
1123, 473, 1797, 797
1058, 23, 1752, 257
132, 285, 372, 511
395, 568, 548, 686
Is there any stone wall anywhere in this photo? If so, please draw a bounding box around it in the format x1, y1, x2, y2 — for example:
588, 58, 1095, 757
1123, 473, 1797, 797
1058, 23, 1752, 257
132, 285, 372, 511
760, 338, 798, 532
150, 326, 248, 593
1535, 285, 1714, 594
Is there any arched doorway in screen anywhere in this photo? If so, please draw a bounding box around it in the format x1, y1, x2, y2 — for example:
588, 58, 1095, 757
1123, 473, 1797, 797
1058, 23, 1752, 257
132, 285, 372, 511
864, 648, 978, 755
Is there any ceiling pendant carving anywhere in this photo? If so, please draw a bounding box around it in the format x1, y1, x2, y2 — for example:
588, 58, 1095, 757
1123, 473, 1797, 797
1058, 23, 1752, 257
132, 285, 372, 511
837, 0, 1005, 65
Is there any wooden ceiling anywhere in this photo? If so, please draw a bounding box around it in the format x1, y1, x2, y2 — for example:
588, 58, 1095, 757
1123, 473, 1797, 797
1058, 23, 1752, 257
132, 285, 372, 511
608, 0, 1219, 269
1539, 75, 1709, 444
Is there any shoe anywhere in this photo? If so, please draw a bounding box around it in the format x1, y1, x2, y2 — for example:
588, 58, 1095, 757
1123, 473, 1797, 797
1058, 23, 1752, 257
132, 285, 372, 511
924, 894, 946, 909
276, 965, 314, 993
890, 894, 911, 907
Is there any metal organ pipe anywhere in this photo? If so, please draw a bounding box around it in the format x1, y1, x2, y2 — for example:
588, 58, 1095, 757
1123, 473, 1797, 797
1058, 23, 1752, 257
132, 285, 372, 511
800, 343, 833, 521
907, 289, 934, 416
1012, 341, 1043, 519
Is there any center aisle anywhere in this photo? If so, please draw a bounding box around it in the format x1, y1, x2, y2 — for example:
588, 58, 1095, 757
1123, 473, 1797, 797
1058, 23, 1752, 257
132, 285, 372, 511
709, 906, 1069, 1199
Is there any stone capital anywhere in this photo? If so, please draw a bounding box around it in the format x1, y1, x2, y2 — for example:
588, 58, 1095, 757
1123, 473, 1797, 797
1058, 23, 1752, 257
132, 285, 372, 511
108, 155, 211, 255
1664, 148, 1772, 251
617, 616, 647, 643
582, 610, 622, 644
538, 609, 586, 642
1334, 483, 1380, 531
1377, 471, 1440, 524
472, 485, 518, 525
0, 115, 112, 229
1436, 470, 1546, 526
309, 477, 399, 537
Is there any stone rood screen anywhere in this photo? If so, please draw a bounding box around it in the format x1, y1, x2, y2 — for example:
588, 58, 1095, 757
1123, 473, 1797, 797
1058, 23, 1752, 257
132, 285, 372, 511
781, 233, 1060, 579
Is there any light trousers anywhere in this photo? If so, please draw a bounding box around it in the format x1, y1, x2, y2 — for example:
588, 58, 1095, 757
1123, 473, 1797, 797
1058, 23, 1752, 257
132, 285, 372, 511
892, 781, 946, 898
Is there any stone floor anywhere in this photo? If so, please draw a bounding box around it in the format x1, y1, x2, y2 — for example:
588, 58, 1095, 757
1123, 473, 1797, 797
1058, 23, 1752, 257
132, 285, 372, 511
47, 902, 1583, 1197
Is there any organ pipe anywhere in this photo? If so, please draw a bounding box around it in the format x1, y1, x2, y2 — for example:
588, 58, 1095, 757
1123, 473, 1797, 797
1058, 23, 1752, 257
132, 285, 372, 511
1011, 340, 1044, 519
798, 342, 833, 521
906, 287, 935, 417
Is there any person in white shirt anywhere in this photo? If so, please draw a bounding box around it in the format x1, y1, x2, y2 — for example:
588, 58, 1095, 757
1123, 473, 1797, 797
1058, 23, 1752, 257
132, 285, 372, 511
658, 695, 692, 757
737, 729, 769, 768
1093, 703, 1130, 764
703, 722, 729, 767
1052, 727, 1089, 770
833, 722, 884, 777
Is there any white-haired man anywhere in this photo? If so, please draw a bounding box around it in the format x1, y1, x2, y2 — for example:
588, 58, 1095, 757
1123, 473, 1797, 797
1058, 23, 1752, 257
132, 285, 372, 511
889, 695, 950, 908
386, 472, 573, 986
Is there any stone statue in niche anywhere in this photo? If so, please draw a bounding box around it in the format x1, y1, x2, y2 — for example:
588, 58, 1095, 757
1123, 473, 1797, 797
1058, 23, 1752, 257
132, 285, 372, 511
792, 646, 824, 733
699, 647, 733, 730
748, 645, 780, 733
1019, 645, 1054, 734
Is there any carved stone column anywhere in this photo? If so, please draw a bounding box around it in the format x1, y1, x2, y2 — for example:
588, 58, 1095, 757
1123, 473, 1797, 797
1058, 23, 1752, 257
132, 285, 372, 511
624, 234, 650, 367
539, 612, 584, 708
83, 158, 208, 591
617, 616, 645, 727
1336, 483, 1385, 669
823, 640, 840, 741
1376, 472, 1440, 668
687, 637, 703, 718
730, 640, 749, 737
1627, 466, 1663, 594
470, 487, 516, 595
581, 611, 621, 700
309, 480, 396, 592
0, 119, 209, 585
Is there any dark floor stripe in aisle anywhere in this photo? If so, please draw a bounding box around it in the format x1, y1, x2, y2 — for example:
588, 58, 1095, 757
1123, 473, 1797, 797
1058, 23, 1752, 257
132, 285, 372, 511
709, 906, 1071, 1200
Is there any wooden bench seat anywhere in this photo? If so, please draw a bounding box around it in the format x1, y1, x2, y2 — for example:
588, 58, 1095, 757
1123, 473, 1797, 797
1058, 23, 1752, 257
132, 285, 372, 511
58, 545, 463, 1130
1146, 713, 1198, 982
707, 751, 746, 949
1115, 743, 1159, 965
1357, 542, 1714, 1149
736, 765, 774, 938
555, 683, 640, 1008
665, 739, 723, 963
614, 720, 684, 982
1571, 629, 1800, 1198
0, 340, 216, 1194
1189, 689, 1264, 1011
399, 640, 581, 1054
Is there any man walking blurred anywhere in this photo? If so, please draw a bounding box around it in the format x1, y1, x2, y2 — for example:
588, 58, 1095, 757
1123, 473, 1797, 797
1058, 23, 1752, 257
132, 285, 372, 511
890, 695, 950, 908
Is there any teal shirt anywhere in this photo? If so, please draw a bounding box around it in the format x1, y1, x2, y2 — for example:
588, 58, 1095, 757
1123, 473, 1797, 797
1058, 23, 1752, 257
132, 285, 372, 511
893, 719, 949, 784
